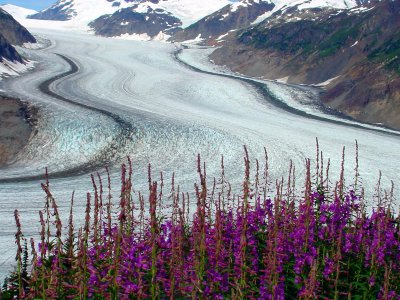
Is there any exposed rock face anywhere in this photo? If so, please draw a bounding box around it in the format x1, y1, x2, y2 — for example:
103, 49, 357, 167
0, 33, 22, 63
173, 0, 275, 43
0, 9, 36, 63
28, 0, 77, 21
0, 96, 35, 167
90, 5, 182, 38
211, 0, 400, 129
0, 9, 36, 46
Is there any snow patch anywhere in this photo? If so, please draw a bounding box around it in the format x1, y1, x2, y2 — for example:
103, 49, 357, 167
181, 34, 205, 45
231, 1, 248, 12
219, 12, 230, 20
251, 10, 275, 24
216, 32, 229, 41
0, 4, 37, 21
153, 31, 171, 41
115, 32, 152, 41
275, 76, 289, 83
152, 0, 231, 27
253, 0, 357, 25
313, 75, 341, 87
134, 3, 152, 14
350, 40, 358, 47
22, 42, 41, 50
349, 5, 374, 13
114, 31, 170, 42
0, 59, 35, 80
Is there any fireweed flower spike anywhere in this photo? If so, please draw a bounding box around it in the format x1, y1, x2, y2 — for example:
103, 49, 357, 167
2, 149, 399, 299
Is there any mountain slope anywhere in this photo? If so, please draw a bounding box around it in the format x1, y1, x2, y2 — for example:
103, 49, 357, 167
0, 4, 37, 20
89, 0, 235, 39
89, 3, 183, 40
172, 0, 357, 43
28, 0, 126, 23
210, 0, 400, 129
0, 8, 36, 77
173, 0, 275, 43
0, 32, 22, 63
0, 8, 36, 46
29, 0, 232, 30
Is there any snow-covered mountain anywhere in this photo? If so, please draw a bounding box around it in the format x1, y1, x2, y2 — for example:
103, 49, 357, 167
28, 0, 129, 23
173, 0, 275, 43
28, 0, 358, 41
173, 0, 357, 43
29, 0, 233, 28
89, 4, 183, 40
0, 4, 37, 21
0, 8, 36, 46
29, 0, 236, 39
136, 0, 235, 27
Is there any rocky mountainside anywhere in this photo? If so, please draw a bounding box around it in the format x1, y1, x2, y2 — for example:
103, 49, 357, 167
173, 0, 275, 43
29, 0, 233, 39
210, 0, 400, 129
89, 3, 183, 40
173, 0, 357, 44
0, 8, 36, 63
25, 0, 399, 128
0, 33, 22, 63
28, 0, 355, 40
27, 3, 73, 21
0, 8, 36, 46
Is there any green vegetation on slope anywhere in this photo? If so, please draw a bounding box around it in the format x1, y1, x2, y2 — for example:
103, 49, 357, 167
369, 33, 400, 74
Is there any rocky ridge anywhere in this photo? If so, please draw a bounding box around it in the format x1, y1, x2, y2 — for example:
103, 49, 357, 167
89, 4, 183, 39
0, 8, 36, 63
210, 0, 400, 129
29, 0, 232, 39
173, 0, 275, 43
23, 0, 400, 129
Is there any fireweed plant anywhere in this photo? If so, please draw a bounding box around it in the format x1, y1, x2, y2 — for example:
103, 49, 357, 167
1, 142, 400, 299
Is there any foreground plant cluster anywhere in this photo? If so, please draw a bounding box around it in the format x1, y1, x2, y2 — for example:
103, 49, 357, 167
1, 146, 400, 299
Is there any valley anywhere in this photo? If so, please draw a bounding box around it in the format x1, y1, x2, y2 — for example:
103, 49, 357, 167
0, 24, 399, 279
0, 0, 399, 287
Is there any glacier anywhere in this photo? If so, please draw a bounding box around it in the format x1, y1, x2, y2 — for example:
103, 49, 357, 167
0, 26, 399, 279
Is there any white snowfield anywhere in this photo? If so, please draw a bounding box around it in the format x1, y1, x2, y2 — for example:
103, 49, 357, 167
0, 20, 399, 279
252, 0, 357, 24
33, 0, 234, 28
0, 4, 37, 20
